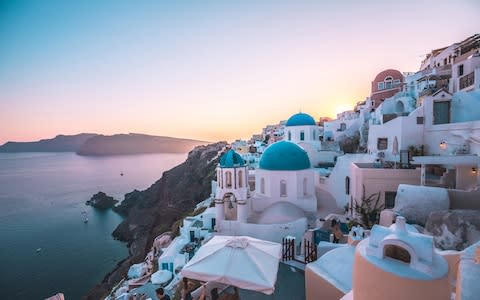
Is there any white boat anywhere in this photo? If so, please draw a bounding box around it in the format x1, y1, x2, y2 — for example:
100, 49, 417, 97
82, 211, 88, 223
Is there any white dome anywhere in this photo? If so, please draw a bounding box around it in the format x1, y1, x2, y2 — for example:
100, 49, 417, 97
258, 202, 306, 224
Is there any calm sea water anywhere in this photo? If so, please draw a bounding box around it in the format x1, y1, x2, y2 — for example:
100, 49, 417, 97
0, 152, 187, 300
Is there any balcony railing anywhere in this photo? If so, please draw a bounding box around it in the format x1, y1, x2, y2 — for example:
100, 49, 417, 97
459, 72, 475, 90
420, 64, 452, 77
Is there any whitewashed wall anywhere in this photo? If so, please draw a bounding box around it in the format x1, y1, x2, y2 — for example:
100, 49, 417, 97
217, 217, 308, 243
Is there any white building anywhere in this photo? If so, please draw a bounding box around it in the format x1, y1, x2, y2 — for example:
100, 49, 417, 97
283, 113, 324, 166
214, 142, 316, 242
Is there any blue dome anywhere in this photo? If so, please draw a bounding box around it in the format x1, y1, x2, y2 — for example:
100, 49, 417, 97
259, 141, 311, 171
286, 113, 316, 127
219, 149, 245, 168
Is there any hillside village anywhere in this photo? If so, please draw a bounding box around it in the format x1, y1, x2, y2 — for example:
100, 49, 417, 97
101, 34, 480, 300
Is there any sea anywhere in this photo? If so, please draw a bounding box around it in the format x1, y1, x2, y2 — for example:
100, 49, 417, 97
0, 152, 187, 300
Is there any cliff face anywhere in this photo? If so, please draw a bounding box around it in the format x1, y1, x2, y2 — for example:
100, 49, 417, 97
76, 133, 207, 156
83, 141, 226, 300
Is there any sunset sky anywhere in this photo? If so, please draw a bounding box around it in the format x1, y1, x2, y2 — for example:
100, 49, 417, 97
1, 0, 479, 144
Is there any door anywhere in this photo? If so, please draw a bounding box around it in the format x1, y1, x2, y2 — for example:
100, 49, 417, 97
189, 230, 195, 242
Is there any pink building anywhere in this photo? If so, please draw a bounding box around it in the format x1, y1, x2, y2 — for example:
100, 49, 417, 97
370, 69, 404, 108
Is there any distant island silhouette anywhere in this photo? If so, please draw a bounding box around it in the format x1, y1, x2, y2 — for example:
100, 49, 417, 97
0, 133, 208, 156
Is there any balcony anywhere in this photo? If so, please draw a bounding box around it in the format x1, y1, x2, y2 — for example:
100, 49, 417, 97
459, 72, 475, 90
420, 64, 452, 77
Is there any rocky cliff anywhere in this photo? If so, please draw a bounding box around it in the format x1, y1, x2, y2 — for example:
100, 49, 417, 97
83, 141, 226, 299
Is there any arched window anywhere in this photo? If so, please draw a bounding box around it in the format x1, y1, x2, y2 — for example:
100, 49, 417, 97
220, 170, 223, 188
226, 171, 232, 188
300, 131, 305, 141
260, 178, 265, 194
345, 176, 350, 195
288, 131, 291, 141
384, 76, 393, 89
312, 130, 316, 141
238, 170, 243, 188
280, 180, 287, 197
303, 178, 308, 196
384, 244, 411, 263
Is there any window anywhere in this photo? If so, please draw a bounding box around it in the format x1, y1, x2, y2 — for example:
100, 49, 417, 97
288, 131, 291, 141
300, 131, 305, 141
238, 170, 243, 188
260, 178, 265, 194
416, 117, 424, 124
280, 180, 287, 197
458, 64, 464, 76
312, 130, 316, 141
385, 191, 397, 209
377, 82, 385, 90
377, 138, 388, 150
393, 79, 400, 85
384, 76, 393, 89
433, 101, 451, 125
384, 244, 411, 263
339, 123, 346, 131
345, 176, 350, 195
226, 171, 232, 188
303, 178, 308, 196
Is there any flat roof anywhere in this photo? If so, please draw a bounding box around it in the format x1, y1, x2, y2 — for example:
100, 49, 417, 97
412, 155, 480, 166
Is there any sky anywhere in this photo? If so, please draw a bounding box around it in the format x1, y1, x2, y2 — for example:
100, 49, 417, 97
0, 0, 479, 144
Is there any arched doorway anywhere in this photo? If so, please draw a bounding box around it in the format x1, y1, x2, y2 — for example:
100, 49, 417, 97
223, 193, 238, 221
395, 100, 405, 114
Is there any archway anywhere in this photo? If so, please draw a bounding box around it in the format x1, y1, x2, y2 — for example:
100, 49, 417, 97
384, 244, 411, 263
223, 193, 238, 221
395, 100, 405, 114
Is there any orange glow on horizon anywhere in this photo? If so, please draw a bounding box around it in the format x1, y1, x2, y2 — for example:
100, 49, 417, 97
1, 1, 478, 145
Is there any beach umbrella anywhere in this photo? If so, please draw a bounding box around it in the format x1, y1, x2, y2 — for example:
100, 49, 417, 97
181, 235, 281, 295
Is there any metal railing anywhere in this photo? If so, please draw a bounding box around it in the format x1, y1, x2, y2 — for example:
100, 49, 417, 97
459, 72, 475, 90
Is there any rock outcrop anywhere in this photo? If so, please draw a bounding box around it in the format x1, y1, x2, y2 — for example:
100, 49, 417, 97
83, 141, 226, 300
425, 209, 480, 251
86, 192, 118, 209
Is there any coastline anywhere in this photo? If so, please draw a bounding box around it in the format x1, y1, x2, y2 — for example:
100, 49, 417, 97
83, 142, 226, 299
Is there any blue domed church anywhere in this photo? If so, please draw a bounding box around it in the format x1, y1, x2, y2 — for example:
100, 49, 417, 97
214, 141, 316, 242
284, 112, 323, 167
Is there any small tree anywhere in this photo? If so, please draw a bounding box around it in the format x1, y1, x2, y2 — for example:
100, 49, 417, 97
353, 186, 383, 229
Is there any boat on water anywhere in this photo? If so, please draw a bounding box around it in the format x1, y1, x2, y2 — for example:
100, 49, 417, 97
81, 211, 88, 223
36, 248, 42, 253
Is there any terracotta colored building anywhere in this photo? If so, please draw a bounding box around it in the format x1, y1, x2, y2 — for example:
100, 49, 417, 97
371, 69, 404, 108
